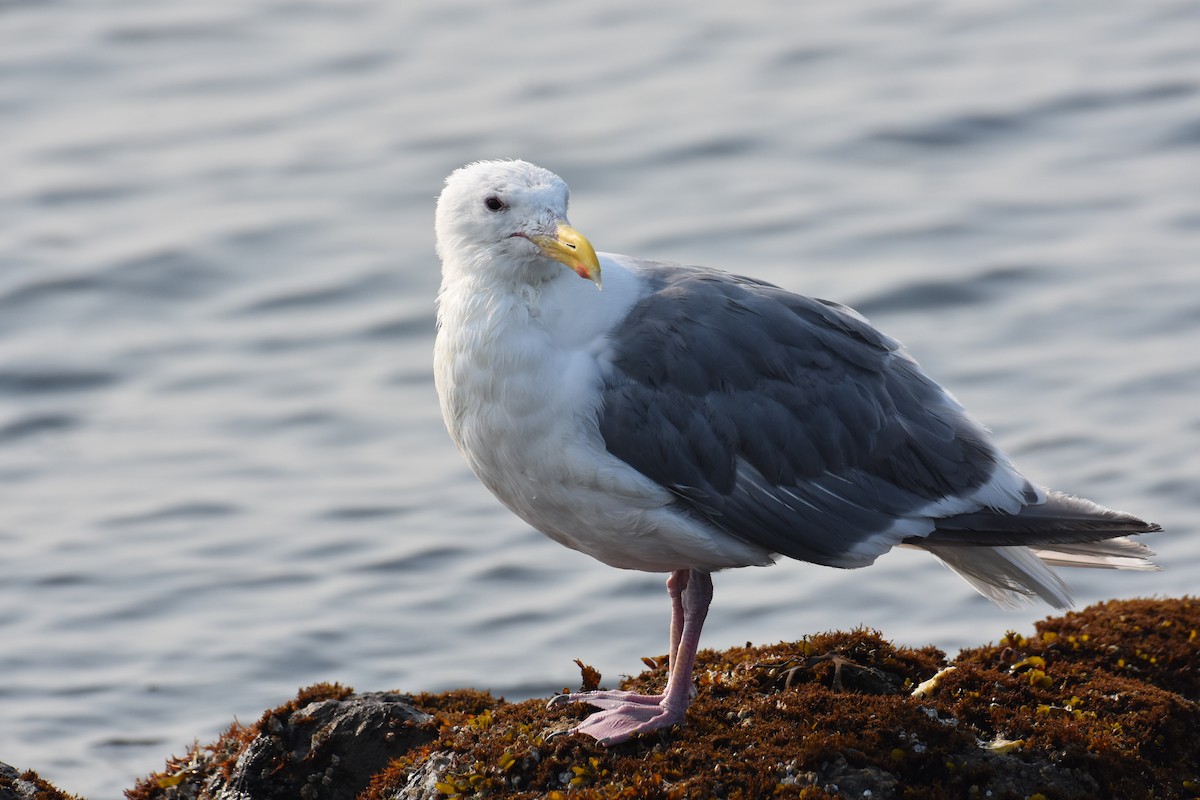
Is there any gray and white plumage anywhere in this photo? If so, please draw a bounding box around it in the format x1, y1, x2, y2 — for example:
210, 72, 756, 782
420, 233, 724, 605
433, 159, 1160, 743
594, 263, 1156, 605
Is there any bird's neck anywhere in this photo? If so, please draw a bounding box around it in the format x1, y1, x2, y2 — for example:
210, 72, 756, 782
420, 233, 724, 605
438, 253, 641, 356
439, 245, 561, 293
436, 270, 545, 338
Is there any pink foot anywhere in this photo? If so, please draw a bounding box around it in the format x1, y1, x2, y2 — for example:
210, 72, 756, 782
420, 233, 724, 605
547, 570, 713, 746
548, 692, 684, 744
548, 689, 663, 710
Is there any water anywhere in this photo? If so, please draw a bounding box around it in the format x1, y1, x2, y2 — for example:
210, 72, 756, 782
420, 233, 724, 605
2, 1, 1198, 797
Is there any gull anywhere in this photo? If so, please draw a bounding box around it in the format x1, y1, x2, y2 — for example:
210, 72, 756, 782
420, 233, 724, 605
432, 159, 1160, 745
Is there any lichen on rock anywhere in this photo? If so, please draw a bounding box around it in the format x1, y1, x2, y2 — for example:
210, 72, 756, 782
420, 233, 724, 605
9, 598, 1199, 800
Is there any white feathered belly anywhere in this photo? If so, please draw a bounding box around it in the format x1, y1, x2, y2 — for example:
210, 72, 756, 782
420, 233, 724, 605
434, 298, 771, 573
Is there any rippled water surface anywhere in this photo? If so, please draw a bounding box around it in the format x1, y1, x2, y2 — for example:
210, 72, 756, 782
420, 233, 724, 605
2, 2, 1199, 797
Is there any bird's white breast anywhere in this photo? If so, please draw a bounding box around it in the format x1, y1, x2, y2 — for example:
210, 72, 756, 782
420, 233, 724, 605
434, 256, 774, 572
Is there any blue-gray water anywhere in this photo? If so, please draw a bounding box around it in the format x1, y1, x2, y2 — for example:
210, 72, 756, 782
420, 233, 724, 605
2, 2, 1198, 797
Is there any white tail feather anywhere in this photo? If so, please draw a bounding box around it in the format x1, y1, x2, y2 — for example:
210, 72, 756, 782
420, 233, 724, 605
1032, 536, 1160, 571
920, 534, 1160, 609
921, 544, 1075, 609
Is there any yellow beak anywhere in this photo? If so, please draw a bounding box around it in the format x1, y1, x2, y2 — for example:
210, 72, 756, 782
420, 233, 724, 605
530, 223, 602, 289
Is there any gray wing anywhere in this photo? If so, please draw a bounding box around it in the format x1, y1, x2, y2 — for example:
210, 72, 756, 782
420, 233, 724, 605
598, 263, 1036, 568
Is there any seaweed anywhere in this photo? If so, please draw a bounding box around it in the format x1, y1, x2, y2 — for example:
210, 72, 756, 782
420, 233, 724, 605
56, 598, 1198, 800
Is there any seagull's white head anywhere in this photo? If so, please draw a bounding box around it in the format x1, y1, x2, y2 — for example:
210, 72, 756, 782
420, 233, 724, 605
435, 160, 601, 288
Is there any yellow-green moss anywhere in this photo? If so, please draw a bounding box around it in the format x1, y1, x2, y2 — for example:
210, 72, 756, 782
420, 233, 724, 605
120, 598, 1198, 800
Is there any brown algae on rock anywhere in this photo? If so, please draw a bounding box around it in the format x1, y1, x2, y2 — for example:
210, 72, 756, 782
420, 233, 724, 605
120, 598, 1197, 800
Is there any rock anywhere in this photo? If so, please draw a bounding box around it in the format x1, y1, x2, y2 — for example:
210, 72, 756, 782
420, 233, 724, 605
0, 762, 83, 800
23, 597, 1200, 800
126, 683, 437, 800
820, 755, 900, 798
216, 690, 435, 800
0, 764, 36, 800
387, 752, 461, 800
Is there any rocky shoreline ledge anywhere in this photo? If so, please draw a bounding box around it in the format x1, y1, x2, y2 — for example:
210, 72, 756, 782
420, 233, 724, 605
4, 597, 1197, 800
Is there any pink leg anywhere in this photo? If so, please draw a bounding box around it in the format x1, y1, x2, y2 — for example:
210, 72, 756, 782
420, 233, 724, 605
549, 571, 691, 710
548, 569, 713, 745
665, 569, 689, 668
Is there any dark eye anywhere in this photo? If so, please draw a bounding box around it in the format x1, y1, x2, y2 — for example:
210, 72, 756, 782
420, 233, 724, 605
484, 195, 506, 212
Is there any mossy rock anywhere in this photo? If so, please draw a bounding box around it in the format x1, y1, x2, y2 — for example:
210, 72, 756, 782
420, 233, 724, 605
20, 597, 1200, 800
